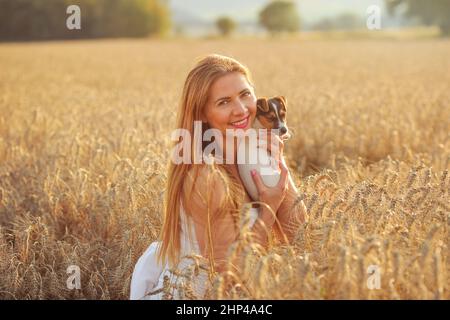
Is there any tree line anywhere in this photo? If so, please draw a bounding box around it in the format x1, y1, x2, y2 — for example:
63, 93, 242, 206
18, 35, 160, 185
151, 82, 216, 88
215, 0, 450, 37
0, 0, 171, 41
1, 0, 448, 41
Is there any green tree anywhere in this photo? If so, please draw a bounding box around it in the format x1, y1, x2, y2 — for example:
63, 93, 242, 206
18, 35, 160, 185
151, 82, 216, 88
386, 0, 450, 36
216, 16, 236, 37
258, 0, 300, 34
0, 0, 171, 41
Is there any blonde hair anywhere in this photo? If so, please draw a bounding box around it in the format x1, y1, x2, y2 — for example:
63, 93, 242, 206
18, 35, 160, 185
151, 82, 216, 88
157, 54, 255, 268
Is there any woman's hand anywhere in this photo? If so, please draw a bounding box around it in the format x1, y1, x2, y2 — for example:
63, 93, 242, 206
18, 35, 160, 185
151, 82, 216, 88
257, 130, 284, 162
250, 154, 289, 222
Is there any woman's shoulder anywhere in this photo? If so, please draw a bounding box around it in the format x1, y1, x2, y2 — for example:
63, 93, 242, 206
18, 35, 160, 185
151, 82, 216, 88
182, 164, 227, 217
185, 164, 226, 191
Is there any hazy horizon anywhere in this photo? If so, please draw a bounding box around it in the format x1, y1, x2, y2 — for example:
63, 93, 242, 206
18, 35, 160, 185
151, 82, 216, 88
170, 0, 387, 24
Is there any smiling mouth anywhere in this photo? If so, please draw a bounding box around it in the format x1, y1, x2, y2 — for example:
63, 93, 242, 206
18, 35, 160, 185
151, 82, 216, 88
230, 115, 250, 128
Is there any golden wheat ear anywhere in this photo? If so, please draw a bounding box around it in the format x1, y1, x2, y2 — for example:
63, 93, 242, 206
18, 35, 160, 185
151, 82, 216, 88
257, 98, 269, 112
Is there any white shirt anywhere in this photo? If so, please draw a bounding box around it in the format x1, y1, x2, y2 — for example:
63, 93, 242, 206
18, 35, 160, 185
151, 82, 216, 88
130, 202, 259, 300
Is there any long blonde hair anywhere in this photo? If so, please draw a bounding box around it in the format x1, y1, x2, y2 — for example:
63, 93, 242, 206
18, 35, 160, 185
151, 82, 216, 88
157, 54, 255, 268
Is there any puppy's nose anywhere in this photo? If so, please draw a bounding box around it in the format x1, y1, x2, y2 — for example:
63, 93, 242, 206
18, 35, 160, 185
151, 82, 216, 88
280, 126, 287, 135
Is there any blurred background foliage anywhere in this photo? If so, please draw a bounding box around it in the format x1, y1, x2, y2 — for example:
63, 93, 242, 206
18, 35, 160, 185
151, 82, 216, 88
386, 0, 450, 35
215, 16, 236, 37
0, 0, 171, 40
259, 1, 301, 33
0, 0, 449, 41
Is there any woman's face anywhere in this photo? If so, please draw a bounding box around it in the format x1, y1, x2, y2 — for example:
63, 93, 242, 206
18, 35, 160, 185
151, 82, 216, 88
202, 72, 257, 136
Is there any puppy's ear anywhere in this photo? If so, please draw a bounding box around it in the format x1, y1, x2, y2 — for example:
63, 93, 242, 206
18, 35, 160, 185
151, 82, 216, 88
276, 96, 287, 112
257, 98, 269, 112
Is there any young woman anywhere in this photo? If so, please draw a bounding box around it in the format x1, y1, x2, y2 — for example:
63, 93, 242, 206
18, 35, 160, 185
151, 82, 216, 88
130, 54, 307, 300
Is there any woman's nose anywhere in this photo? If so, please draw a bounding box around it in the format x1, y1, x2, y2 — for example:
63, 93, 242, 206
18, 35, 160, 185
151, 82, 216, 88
233, 99, 248, 114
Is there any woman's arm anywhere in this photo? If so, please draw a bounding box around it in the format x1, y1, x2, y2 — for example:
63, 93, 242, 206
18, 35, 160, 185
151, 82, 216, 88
248, 205, 277, 249
249, 159, 289, 248
274, 172, 307, 244
182, 165, 279, 275
257, 133, 307, 244
182, 165, 235, 274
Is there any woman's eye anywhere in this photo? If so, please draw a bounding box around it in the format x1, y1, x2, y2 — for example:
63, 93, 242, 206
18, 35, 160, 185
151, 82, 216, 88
243, 91, 251, 97
218, 100, 228, 106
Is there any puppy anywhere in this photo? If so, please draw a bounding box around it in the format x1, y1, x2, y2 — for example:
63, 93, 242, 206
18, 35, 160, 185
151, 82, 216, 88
253, 96, 290, 139
237, 95, 289, 201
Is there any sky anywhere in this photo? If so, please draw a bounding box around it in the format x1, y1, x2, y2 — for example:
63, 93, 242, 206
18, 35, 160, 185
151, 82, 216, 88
169, 0, 387, 24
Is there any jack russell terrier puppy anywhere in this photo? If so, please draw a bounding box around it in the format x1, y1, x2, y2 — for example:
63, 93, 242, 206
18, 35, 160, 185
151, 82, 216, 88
237, 96, 290, 201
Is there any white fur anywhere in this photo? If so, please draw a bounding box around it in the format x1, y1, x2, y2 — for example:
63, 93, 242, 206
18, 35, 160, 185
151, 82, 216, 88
237, 118, 281, 201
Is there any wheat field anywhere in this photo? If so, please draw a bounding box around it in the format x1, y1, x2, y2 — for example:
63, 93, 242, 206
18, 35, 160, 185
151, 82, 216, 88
0, 38, 449, 299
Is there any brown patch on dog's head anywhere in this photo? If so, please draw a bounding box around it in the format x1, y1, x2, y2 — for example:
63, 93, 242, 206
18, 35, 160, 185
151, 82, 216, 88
256, 111, 277, 129
255, 95, 290, 138
255, 95, 288, 129
257, 96, 286, 113
273, 96, 287, 118
277, 95, 286, 105
257, 97, 269, 112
